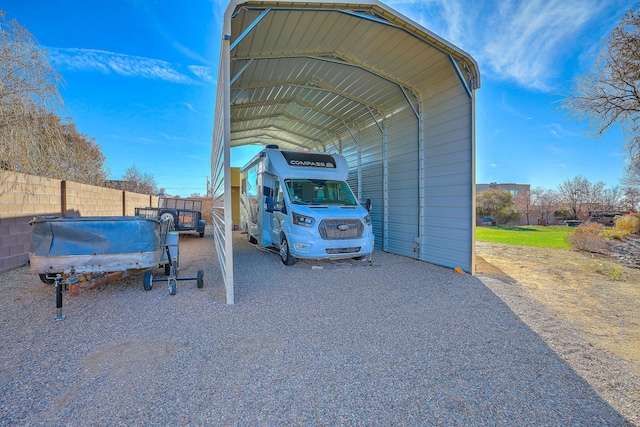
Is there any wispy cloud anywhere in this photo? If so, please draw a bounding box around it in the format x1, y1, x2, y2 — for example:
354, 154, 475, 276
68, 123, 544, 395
48, 47, 213, 84
189, 65, 214, 82
383, 0, 631, 91
547, 123, 579, 138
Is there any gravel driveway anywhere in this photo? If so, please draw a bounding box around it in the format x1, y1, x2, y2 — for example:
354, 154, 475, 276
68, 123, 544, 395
0, 231, 632, 426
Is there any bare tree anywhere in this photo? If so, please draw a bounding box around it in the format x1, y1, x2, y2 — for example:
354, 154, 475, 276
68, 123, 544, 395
622, 185, 640, 211
0, 11, 63, 125
557, 176, 589, 219
111, 165, 158, 195
602, 185, 622, 212
535, 188, 559, 223
0, 11, 109, 187
0, 111, 108, 185
583, 181, 606, 216
514, 190, 535, 225
561, 9, 640, 178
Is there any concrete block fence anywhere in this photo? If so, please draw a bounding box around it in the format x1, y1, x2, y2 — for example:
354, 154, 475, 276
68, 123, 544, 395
0, 171, 158, 274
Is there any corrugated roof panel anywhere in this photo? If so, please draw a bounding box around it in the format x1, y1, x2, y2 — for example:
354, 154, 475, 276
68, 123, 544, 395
228, 3, 478, 251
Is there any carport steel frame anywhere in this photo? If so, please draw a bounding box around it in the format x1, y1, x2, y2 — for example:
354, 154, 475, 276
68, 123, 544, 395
212, 0, 480, 304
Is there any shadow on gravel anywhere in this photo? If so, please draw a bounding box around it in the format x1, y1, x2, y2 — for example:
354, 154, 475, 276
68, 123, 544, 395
0, 231, 631, 426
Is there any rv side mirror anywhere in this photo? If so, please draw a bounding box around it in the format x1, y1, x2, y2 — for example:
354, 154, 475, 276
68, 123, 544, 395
363, 198, 372, 212
265, 196, 276, 212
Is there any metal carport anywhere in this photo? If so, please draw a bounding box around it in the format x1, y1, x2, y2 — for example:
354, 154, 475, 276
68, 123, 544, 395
212, 0, 480, 304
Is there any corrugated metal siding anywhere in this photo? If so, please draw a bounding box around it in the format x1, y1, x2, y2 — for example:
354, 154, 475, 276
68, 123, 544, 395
422, 68, 473, 271
385, 107, 419, 258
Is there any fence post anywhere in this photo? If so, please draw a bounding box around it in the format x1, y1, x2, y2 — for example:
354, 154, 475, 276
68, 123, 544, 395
61, 181, 67, 216
122, 191, 126, 216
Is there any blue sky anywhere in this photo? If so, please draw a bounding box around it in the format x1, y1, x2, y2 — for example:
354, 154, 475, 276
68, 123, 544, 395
2, 0, 636, 195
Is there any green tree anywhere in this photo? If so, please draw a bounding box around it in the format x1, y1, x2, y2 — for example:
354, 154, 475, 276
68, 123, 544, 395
476, 189, 519, 224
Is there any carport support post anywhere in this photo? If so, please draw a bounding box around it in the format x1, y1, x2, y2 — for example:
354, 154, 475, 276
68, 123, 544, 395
223, 8, 235, 304
418, 100, 425, 261
382, 122, 388, 252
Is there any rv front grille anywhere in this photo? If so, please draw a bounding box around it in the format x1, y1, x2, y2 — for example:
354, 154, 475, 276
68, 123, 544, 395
318, 219, 364, 240
326, 247, 361, 254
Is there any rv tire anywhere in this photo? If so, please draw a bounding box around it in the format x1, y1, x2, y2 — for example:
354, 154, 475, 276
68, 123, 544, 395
280, 236, 296, 265
248, 234, 257, 244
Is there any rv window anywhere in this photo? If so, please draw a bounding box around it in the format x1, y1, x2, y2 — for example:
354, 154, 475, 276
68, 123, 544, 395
285, 179, 356, 206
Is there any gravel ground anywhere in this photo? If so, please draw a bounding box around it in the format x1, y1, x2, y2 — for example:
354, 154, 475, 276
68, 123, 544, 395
0, 231, 633, 426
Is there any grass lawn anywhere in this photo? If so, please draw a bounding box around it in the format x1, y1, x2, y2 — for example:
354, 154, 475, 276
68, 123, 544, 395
476, 225, 574, 249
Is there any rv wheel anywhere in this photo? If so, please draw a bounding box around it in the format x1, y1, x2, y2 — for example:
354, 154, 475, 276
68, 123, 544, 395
248, 234, 257, 244
280, 236, 296, 266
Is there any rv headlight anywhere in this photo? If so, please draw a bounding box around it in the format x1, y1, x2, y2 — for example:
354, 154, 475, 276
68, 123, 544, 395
292, 212, 315, 227
364, 214, 371, 226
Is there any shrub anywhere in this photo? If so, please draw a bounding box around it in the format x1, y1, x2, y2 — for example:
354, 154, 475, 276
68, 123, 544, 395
615, 214, 640, 235
605, 228, 629, 240
567, 222, 610, 254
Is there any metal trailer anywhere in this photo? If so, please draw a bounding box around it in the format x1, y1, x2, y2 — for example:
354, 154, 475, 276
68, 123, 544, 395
29, 216, 204, 320
136, 198, 206, 237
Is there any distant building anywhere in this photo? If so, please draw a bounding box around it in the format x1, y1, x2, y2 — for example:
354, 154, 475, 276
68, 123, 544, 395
477, 182, 530, 197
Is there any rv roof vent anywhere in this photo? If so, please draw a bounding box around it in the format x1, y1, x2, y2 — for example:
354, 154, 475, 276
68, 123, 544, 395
265, 144, 279, 149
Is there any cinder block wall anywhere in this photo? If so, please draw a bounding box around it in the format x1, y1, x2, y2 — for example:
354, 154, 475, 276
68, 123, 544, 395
0, 172, 63, 273
0, 171, 158, 274
66, 181, 122, 216
126, 192, 156, 216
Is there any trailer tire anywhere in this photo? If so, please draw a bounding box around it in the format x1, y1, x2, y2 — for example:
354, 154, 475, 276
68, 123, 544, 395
248, 234, 257, 244
39, 274, 56, 285
159, 210, 177, 230
197, 269, 204, 288
169, 278, 177, 295
280, 236, 296, 266
199, 231, 204, 238
143, 271, 153, 291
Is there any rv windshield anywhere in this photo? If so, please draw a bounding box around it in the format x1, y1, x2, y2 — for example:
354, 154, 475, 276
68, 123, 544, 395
285, 179, 357, 206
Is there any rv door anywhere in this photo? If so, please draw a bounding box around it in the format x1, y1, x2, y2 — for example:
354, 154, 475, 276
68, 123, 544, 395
268, 179, 286, 247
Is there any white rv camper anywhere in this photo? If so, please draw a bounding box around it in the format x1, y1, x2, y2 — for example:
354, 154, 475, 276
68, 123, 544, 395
239, 146, 374, 265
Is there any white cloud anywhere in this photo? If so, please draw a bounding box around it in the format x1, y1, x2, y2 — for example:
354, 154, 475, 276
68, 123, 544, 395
47, 48, 210, 84
189, 65, 214, 82
382, 0, 632, 91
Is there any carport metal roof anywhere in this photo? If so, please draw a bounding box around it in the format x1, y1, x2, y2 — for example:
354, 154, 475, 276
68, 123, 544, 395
212, 0, 480, 304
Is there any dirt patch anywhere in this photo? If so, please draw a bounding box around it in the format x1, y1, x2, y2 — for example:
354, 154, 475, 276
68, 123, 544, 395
476, 241, 640, 367
476, 240, 640, 424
